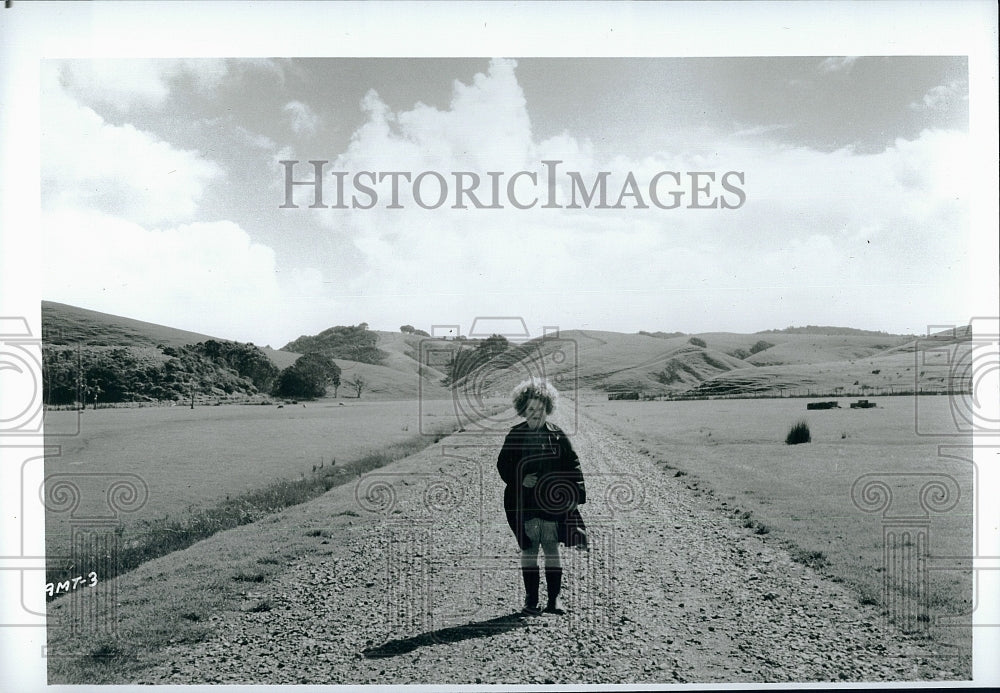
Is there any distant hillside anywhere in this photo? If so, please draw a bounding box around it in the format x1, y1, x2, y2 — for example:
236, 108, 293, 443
742, 334, 912, 366
441, 330, 749, 398
332, 331, 449, 400
43, 301, 220, 348
685, 346, 969, 398
756, 325, 915, 337
637, 330, 685, 340
881, 325, 972, 355
40, 302, 452, 402
42, 301, 302, 368
41, 303, 293, 405
42, 301, 959, 401
276, 325, 458, 399
441, 326, 957, 400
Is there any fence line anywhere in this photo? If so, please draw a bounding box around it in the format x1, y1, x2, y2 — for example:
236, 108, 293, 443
608, 388, 972, 402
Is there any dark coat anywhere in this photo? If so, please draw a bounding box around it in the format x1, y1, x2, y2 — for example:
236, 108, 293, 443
497, 421, 587, 550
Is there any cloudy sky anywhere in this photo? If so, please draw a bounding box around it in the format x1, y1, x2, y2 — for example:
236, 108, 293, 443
41, 55, 972, 347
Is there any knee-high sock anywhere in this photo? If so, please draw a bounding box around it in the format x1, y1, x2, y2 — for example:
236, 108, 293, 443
545, 566, 562, 605
521, 566, 540, 606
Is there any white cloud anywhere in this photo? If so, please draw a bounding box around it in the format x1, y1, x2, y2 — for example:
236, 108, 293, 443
58, 59, 229, 111
889, 128, 970, 202
39, 61, 329, 346
283, 100, 320, 137
40, 57, 974, 341
340, 59, 533, 173
40, 208, 312, 345
909, 80, 967, 111
41, 63, 222, 226
306, 59, 970, 335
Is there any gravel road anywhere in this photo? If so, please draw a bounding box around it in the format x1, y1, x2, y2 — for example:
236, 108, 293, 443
135, 409, 964, 684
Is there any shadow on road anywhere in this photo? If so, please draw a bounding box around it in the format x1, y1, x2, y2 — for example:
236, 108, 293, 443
362, 612, 529, 658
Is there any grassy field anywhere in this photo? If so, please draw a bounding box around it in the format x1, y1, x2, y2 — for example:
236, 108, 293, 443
43, 398, 473, 565
43, 389, 974, 664
580, 394, 974, 655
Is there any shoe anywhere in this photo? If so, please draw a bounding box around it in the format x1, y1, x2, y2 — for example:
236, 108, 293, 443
543, 597, 565, 615
521, 603, 543, 616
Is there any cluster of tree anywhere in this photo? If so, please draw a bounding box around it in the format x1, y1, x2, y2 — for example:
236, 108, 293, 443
399, 325, 430, 337
441, 334, 510, 386
42, 342, 276, 406
274, 352, 341, 399
183, 340, 281, 392
282, 323, 387, 365
42, 339, 356, 406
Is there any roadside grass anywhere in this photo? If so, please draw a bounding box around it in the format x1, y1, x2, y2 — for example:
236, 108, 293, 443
48, 547, 288, 683
43, 399, 470, 557
45, 428, 468, 685
45, 401, 505, 590
583, 396, 973, 659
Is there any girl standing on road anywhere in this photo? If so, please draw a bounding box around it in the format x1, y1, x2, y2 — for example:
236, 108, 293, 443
497, 378, 587, 616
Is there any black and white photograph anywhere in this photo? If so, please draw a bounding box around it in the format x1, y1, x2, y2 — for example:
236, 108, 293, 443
1, 1, 998, 690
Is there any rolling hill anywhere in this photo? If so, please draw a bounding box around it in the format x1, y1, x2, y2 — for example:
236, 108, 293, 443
426, 325, 969, 399
43, 301, 226, 349
40, 302, 451, 401
41, 301, 968, 401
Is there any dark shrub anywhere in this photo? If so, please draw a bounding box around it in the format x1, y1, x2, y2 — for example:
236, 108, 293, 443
786, 421, 811, 445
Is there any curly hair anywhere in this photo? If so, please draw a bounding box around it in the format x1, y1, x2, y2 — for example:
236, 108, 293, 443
511, 378, 559, 417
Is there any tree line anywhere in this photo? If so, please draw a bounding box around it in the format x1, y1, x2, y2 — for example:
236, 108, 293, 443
43, 338, 367, 407
282, 323, 388, 365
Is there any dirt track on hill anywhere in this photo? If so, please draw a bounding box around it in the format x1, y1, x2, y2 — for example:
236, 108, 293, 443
133, 409, 966, 685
